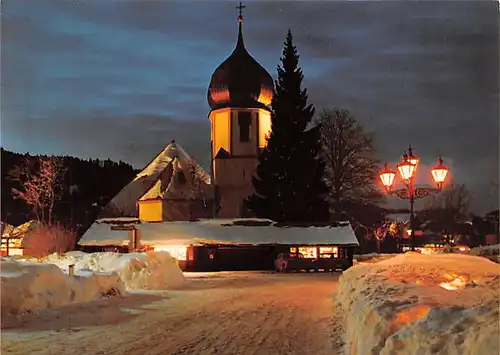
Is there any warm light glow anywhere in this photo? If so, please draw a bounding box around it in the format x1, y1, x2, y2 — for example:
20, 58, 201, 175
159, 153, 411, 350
407, 147, 419, 174
319, 246, 338, 253
439, 274, 467, 291
210, 89, 231, 103
397, 155, 416, 181
257, 87, 273, 107
298, 247, 317, 259
319, 246, 339, 258
407, 156, 419, 170
394, 305, 430, 326
258, 109, 272, 148
211, 110, 231, 158
153, 245, 188, 261
138, 200, 163, 222
431, 157, 449, 186
379, 163, 396, 189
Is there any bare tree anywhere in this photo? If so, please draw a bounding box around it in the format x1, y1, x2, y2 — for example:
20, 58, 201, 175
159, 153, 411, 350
316, 108, 384, 220
9, 156, 66, 225
427, 184, 471, 221
420, 184, 472, 234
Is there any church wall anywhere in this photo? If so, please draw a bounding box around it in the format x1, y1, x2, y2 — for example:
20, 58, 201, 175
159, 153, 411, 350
230, 109, 259, 156
214, 157, 260, 218
214, 157, 258, 188
138, 200, 163, 222
258, 109, 272, 148
210, 109, 231, 159
162, 200, 192, 221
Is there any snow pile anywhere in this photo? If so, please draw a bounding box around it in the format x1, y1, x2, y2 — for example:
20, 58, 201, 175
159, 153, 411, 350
1, 257, 124, 315
468, 244, 499, 262
44, 251, 186, 290
353, 253, 398, 264
337, 253, 500, 355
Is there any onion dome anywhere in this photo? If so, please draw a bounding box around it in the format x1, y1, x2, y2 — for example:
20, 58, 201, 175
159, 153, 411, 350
207, 12, 274, 111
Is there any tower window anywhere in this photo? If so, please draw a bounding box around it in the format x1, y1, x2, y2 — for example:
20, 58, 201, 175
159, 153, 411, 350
238, 112, 251, 142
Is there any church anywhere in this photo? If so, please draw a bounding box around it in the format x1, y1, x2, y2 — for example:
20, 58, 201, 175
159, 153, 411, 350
81, 6, 359, 271
101, 7, 273, 221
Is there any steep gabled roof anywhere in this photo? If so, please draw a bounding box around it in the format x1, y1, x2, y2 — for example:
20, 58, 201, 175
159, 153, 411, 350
101, 141, 212, 217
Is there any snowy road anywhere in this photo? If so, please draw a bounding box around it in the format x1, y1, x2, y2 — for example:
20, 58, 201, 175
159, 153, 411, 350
2, 272, 345, 355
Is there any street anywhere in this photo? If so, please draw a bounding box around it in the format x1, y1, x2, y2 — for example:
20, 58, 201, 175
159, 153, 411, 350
2, 272, 345, 355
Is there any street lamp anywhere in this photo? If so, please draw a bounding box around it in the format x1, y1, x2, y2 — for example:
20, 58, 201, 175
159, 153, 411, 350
379, 146, 450, 251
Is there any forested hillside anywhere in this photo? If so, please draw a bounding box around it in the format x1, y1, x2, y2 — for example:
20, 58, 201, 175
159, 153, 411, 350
1, 148, 139, 236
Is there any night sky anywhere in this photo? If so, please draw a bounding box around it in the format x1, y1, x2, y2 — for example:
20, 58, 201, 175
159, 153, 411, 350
2, 0, 498, 214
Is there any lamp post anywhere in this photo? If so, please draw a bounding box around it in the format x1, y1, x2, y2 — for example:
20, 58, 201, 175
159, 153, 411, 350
379, 146, 450, 251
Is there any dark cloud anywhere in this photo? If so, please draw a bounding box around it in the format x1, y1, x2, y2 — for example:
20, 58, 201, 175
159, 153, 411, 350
1, 0, 498, 214
2, 113, 211, 171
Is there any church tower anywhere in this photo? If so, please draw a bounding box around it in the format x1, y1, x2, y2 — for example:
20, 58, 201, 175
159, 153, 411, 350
207, 3, 274, 218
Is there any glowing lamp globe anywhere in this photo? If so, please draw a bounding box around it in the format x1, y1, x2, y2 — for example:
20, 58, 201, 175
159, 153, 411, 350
407, 156, 419, 174
407, 146, 420, 174
379, 163, 396, 191
397, 154, 416, 181
431, 157, 449, 187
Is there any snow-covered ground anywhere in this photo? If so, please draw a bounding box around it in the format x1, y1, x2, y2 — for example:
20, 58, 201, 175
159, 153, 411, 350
1, 251, 185, 317
338, 252, 500, 355
1, 257, 124, 316
2, 272, 344, 355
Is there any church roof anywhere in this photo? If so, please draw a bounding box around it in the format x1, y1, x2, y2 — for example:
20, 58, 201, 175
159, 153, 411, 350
100, 141, 212, 217
207, 11, 274, 111
139, 157, 213, 202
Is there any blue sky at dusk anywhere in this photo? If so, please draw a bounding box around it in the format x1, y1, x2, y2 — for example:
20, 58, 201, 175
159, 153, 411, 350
2, 0, 498, 213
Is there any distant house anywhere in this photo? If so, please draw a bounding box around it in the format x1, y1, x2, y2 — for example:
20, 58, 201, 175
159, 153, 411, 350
1, 220, 41, 256
78, 218, 359, 272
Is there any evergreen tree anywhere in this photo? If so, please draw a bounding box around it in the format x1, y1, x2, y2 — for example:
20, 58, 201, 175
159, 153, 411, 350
246, 30, 329, 223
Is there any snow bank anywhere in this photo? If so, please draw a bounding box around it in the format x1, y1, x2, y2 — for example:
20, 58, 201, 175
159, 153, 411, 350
353, 253, 398, 264
1, 257, 124, 315
468, 243, 499, 257
44, 251, 186, 290
337, 253, 500, 355
466, 244, 500, 264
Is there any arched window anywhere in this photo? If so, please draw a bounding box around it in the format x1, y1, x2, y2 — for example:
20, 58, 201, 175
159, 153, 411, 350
238, 112, 251, 142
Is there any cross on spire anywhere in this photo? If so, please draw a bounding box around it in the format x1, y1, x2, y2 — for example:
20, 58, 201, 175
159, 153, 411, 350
236, 2, 246, 22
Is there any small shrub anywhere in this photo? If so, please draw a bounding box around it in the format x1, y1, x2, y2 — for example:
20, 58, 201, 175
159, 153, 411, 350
22, 223, 76, 258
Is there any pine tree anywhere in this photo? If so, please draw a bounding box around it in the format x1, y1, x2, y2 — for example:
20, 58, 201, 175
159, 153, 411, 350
246, 30, 329, 223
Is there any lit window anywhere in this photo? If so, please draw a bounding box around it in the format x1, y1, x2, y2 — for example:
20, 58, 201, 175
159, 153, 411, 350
290, 247, 297, 253
319, 246, 338, 258
298, 247, 317, 259
153, 245, 187, 260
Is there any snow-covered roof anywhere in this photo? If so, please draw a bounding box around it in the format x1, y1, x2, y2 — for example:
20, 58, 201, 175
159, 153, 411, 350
139, 158, 213, 202
2, 220, 41, 239
101, 141, 212, 217
79, 219, 359, 247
